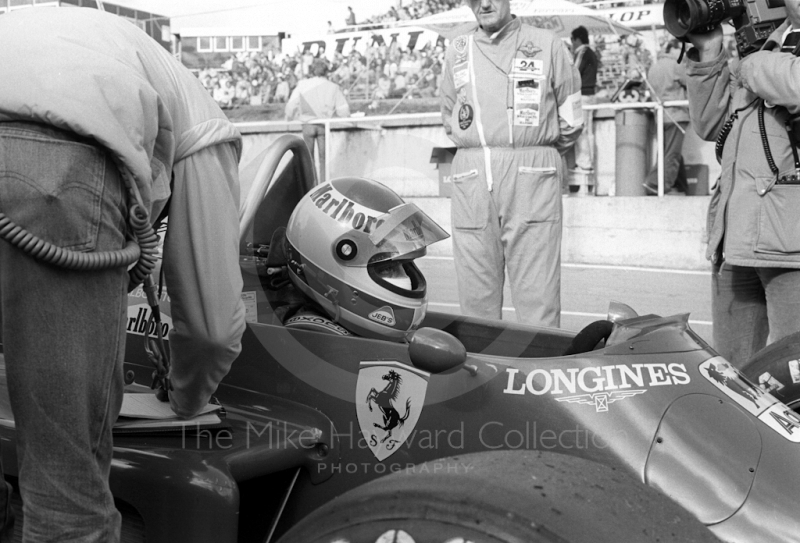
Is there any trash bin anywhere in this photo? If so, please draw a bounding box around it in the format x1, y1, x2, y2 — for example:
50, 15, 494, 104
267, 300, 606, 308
685, 164, 709, 195
430, 147, 457, 198
615, 109, 649, 196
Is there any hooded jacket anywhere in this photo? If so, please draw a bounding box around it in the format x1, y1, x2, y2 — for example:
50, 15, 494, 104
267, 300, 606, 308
686, 21, 800, 267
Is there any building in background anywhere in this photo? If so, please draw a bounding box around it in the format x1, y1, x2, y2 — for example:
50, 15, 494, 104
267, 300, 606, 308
0, 0, 171, 50
175, 27, 283, 70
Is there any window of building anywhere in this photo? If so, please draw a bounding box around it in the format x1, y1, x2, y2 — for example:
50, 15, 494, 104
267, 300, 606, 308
230, 36, 244, 51
9, 0, 33, 6
197, 36, 212, 52
117, 6, 135, 18
247, 36, 261, 51
214, 36, 228, 51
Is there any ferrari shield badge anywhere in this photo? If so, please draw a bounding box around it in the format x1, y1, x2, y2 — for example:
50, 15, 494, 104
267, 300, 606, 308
356, 361, 429, 461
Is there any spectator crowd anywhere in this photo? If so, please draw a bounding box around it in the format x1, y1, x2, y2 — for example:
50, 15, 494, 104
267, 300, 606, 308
197, 40, 447, 109
361, 0, 461, 25
195, 0, 460, 108
193, 0, 737, 110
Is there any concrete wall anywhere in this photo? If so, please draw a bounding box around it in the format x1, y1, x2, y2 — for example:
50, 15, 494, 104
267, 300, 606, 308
237, 112, 715, 271
238, 116, 450, 197
404, 195, 710, 270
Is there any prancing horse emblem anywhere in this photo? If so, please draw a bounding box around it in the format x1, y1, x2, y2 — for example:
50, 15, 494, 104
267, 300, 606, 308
356, 361, 430, 461
366, 370, 411, 443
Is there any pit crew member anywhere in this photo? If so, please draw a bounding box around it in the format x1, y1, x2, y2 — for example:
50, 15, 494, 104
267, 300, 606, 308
440, 0, 583, 327
0, 9, 245, 542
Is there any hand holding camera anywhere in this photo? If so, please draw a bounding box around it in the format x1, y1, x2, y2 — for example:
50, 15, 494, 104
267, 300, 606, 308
663, 0, 786, 58
685, 25, 724, 61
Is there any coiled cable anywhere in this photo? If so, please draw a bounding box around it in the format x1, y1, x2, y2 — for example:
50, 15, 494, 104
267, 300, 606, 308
0, 162, 168, 394
715, 97, 759, 163
0, 168, 159, 290
758, 100, 779, 176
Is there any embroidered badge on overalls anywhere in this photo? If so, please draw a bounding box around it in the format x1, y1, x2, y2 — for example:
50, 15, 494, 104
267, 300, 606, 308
458, 104, 474, 130
454, 36, 468, 54
519, 41, 541, 57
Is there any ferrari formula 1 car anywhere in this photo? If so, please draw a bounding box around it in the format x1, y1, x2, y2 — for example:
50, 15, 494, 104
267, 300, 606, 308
2, 135, 800, 543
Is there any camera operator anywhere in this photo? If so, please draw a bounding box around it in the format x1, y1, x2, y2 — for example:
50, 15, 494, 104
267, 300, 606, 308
684, 3, 800, 368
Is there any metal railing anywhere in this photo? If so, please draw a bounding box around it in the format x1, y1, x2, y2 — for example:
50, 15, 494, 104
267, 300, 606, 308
268, 103, 691, 196
309, 112, 441, 183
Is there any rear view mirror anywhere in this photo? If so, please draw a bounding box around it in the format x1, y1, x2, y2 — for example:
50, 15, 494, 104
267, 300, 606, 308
408, 327, 467, 374
607, 301, 639, 323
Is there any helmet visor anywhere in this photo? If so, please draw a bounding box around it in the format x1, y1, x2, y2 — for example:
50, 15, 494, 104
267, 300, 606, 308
366, 203, 449, 265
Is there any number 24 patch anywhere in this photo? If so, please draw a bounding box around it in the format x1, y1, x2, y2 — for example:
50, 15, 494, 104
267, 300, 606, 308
512, 58, 543, 78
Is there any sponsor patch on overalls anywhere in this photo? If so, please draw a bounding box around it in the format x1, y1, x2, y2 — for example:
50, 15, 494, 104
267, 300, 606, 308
453, 61, 469, 89
511, 58, 544, 78
454, 35, 468, 54
519, 41, 541, 57
458, 104, 474, 130
514, 104, 539, 127
515, 79, 541, 104
514, 78, 541, 127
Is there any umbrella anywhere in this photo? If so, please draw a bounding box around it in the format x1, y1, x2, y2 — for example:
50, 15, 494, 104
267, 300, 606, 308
398, 0, 636, 40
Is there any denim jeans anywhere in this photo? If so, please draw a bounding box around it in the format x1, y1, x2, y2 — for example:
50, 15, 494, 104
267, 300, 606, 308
0, 122, 126, 542
712, 263, 800, 369
645, 120, 688, 193
301, 123, 326, 183
573, 94, 596, 171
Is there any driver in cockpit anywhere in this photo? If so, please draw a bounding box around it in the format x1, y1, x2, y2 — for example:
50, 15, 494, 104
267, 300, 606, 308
263, 176, 450, 341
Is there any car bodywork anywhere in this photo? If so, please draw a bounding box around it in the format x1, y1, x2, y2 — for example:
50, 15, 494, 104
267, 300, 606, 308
0, 135, 799, 543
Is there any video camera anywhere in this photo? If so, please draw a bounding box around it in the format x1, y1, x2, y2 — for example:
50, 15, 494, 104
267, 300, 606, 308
663, 0, 786, 57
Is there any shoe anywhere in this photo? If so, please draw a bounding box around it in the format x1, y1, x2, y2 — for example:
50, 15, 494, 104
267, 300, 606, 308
570, 167, 594, 174
642, 183, 658, 195
665, 188, 685, 196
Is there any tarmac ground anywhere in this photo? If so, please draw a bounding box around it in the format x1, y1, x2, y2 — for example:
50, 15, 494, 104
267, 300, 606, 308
419, 256, 713, 345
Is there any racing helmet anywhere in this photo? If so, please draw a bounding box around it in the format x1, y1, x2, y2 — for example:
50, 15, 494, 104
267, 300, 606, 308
285, 177, 449, 341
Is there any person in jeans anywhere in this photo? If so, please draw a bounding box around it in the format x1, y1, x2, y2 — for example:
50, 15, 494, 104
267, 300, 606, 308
684, 10, 800, 367
286, 59, 351, 182
570, 26, 598, 174
0, 8, 245, 541
643, 39, 689, 196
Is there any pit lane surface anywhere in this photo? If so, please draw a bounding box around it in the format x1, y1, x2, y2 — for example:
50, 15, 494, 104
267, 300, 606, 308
419, 256, 713, 344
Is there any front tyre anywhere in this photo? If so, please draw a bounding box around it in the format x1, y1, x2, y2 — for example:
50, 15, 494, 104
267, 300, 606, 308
277, 451, 719, 543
